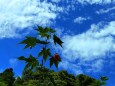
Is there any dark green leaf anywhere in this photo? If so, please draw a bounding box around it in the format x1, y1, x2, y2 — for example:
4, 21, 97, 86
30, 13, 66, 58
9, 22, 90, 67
19, 36, 39, 49
38, 40, 49, 44
45, 27, 55, 33
35, 26, 55, 39
18, 55, 39, 71
18, 56, 27, 61
54, 60, 59, 69
50, 57, 54, 68
24, 63, 31, 70
100, 76, 108, 81
38, 48, 44, 57
38, 48, 51, 61
19, 36, 48, 49
53, 34, 63, 47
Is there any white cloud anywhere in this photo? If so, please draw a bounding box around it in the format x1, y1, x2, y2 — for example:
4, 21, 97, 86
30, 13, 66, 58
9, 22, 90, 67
62, 21, 115, 60
57, 21, 115, 74
59, 60, 83, 75
0, 0, 63, 38
86, 59, 104, 72
96, 6, 115, 14
76, 0, 114, 4
74, 17, 90, 24
51, 0, 61, 3
52, 0, 115, 4
9, 58, 18, 67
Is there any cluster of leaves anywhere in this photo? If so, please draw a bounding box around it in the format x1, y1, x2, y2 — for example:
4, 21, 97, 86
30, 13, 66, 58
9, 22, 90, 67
0, 68, 15, 86
0, 67, 108, 86
18, 26, 63, 72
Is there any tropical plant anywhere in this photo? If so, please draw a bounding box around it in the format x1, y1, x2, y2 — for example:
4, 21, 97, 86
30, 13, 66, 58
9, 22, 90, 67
18, 26, 63, 72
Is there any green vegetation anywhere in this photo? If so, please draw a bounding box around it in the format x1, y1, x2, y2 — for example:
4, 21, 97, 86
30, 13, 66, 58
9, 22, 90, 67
0, 67, 108, 86
0, 26, 108, 86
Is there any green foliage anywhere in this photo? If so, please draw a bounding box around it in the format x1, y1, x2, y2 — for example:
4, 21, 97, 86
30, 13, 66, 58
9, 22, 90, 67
0, 82, 8, 86
100, 76, 108, 86
38, 48, 51, 61
13, 77, 24, 86
0, 67, 108, 86
18, 55, 39, 71
0, 68, 15, 86
18, 26, 63, 70
35, 26, 55, 39
19, 36, 48, 49
75, 74, 99, 86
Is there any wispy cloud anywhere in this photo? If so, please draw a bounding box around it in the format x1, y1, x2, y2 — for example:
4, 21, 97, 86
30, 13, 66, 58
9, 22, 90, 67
74, 17, 90, 24
96, 6, 115, 14
0, 0, 63, 38
76, 0, 114, 4
57, 21, 115, 74
52, 0, 115, 4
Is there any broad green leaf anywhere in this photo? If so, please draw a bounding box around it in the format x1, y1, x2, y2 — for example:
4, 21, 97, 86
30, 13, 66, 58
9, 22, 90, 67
38, 48, 51, 61
43, 48, 51, 61
35, 26, 44, 33
53, 34, 63, 47
19, 36, 48, 49
39, 32, 50, 39
18, 56, 27, 61
54, 60, 59, 69
50, 57, 54, 68
35, 26, 55, 39
36, 26, 55, 33
49, 57, 60, 69
19, 55, 39, 71
24, 63, 31, 70
45, 27, 56, 33
19, 36, 39, 49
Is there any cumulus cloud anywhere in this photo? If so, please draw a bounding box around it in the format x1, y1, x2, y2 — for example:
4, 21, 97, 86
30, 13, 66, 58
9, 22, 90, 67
62, 21, 115, 60
74, 17, 90, 24
0, 0, 63, 38
58, 21, 115, 74
96, 6, 115, 14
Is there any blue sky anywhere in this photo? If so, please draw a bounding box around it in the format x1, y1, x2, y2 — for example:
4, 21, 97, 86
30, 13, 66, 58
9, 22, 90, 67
0, 0, 115, 86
